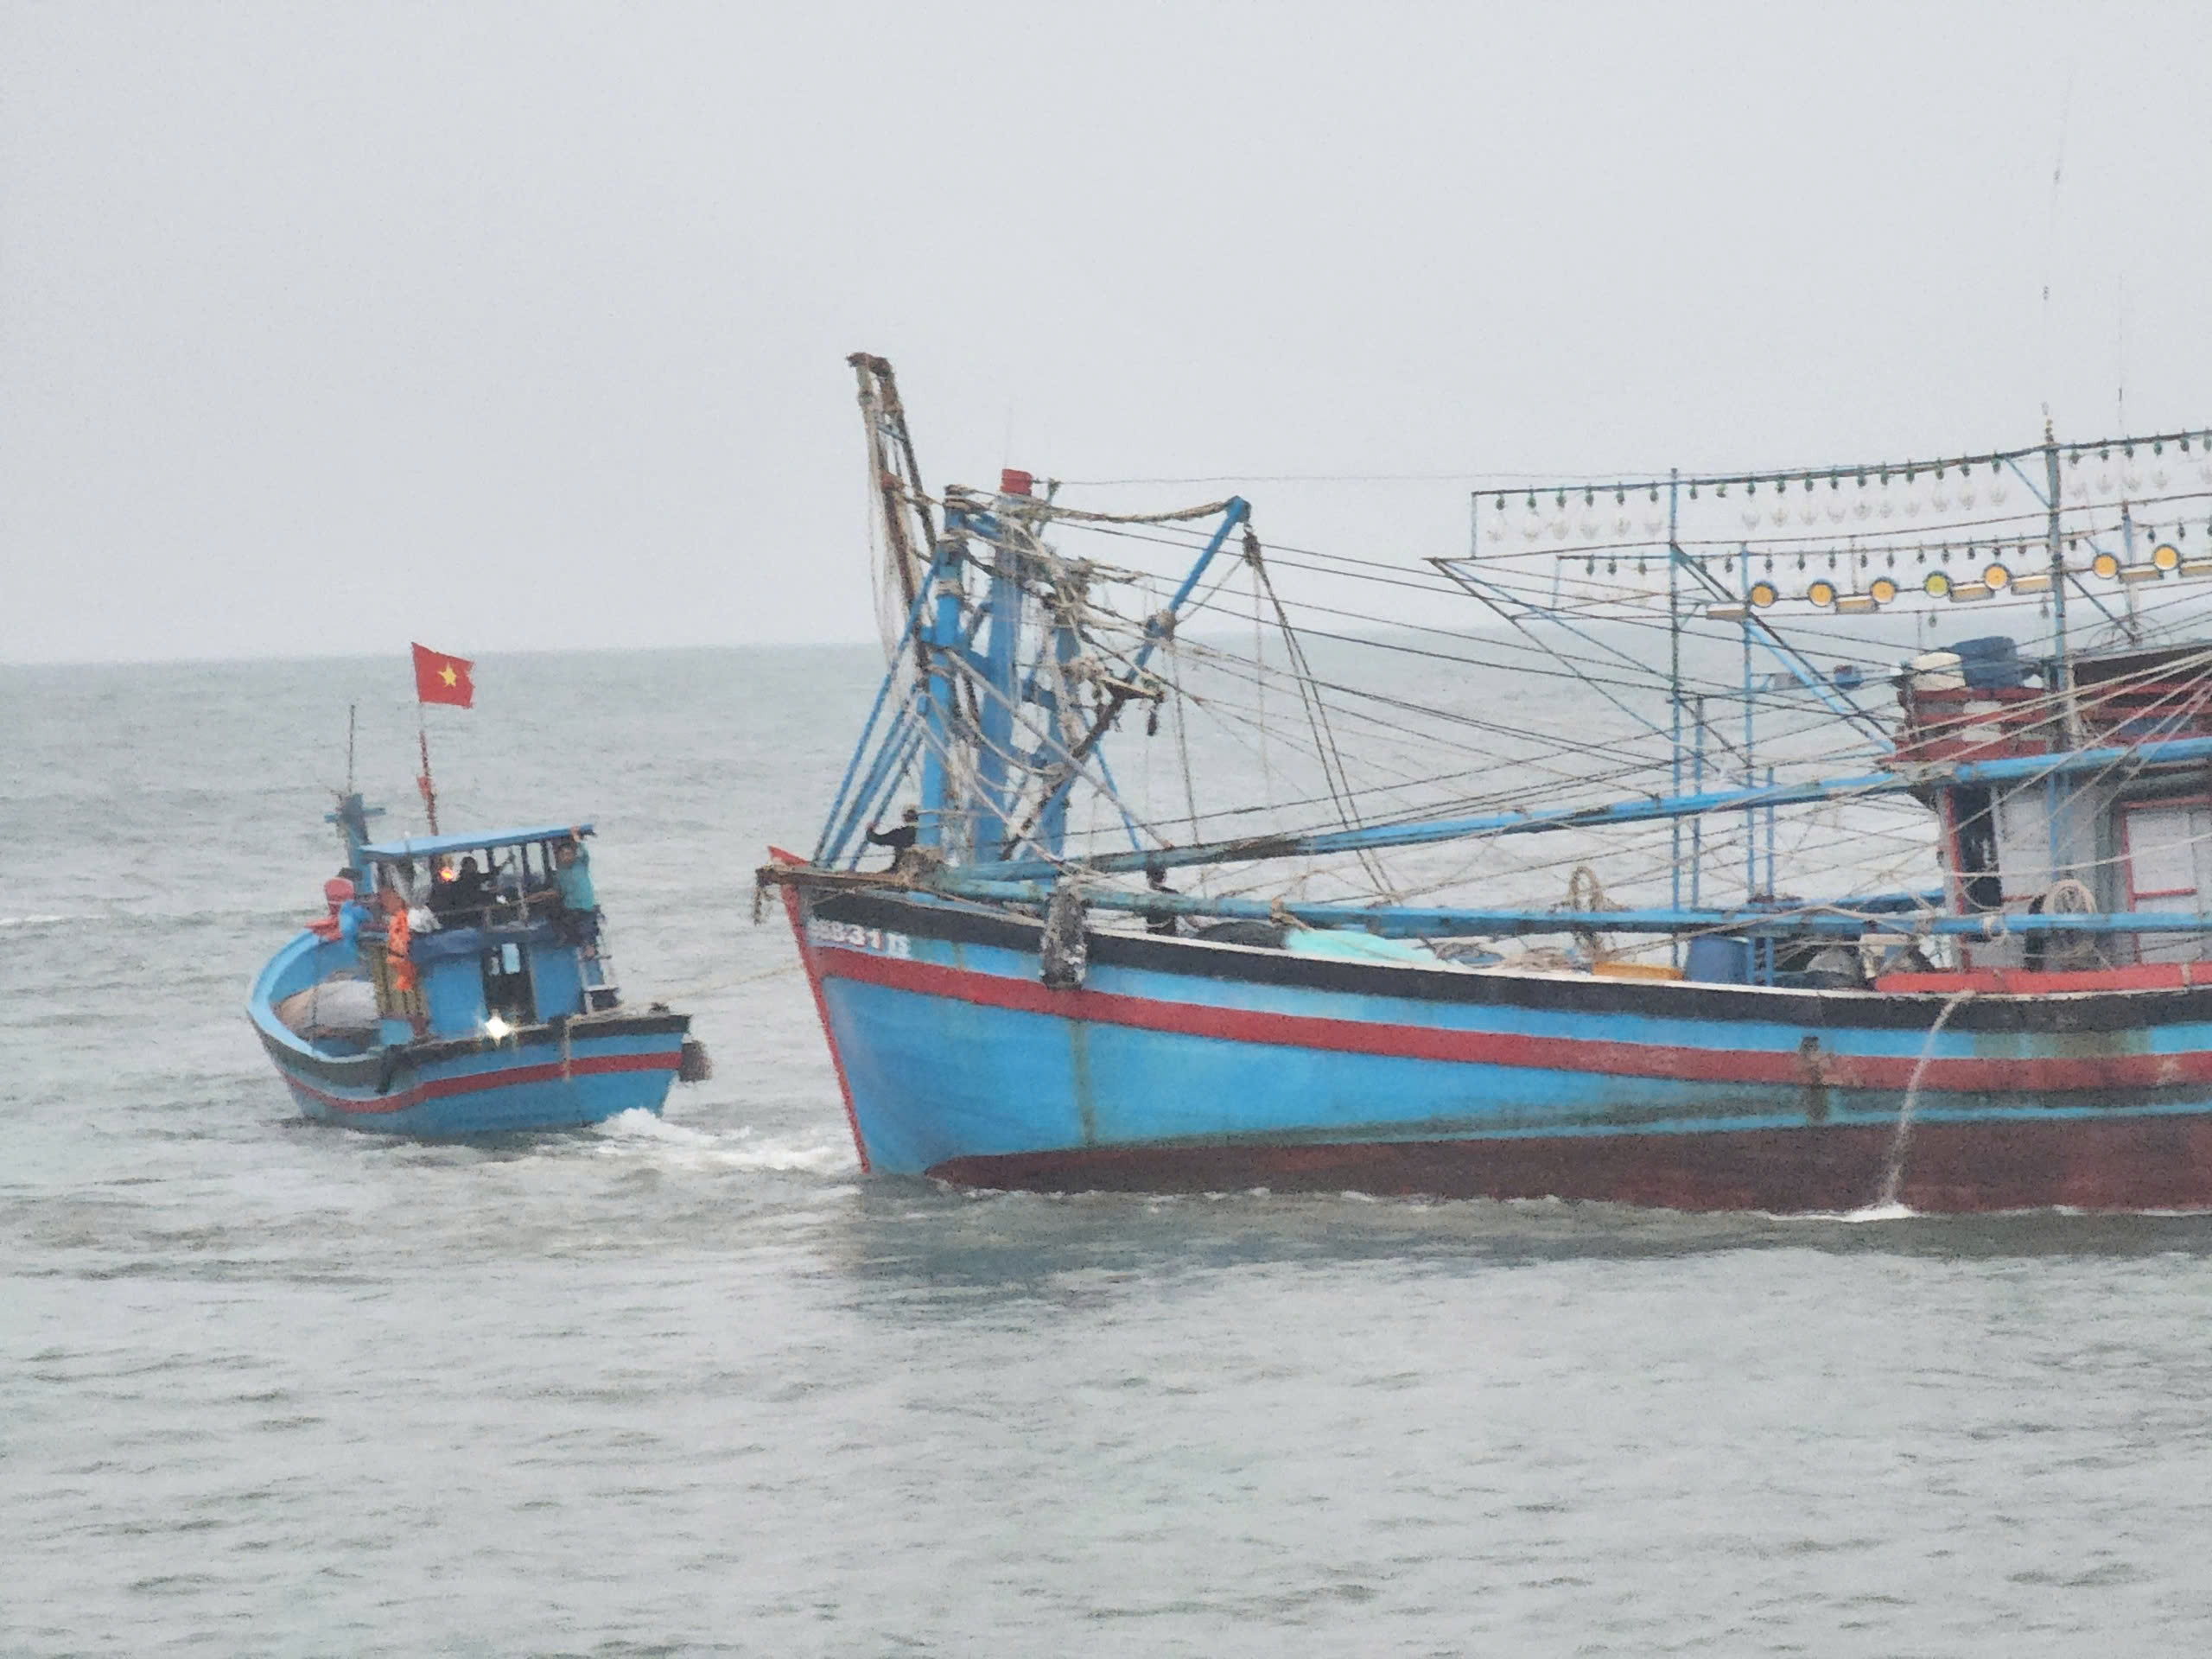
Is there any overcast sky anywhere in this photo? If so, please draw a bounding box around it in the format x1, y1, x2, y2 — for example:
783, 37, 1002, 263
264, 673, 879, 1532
5, 1, 2209, 664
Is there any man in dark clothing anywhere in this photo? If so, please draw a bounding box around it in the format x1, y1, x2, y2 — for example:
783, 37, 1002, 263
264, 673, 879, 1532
866, 806, 922, 872
1142, 861, 1180, 936
440, 855, 489, 918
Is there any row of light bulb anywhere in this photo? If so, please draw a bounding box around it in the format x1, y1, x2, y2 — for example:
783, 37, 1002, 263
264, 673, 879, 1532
1704, 543, 2208, 617
1484, 433, 2212, 517
1487, 453, 2212, 545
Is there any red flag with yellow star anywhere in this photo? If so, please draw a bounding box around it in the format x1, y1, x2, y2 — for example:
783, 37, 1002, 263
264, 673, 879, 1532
411, 643, 474, 708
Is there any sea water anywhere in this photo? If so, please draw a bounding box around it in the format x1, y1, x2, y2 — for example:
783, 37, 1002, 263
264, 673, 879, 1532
7, 647, 2212, 1656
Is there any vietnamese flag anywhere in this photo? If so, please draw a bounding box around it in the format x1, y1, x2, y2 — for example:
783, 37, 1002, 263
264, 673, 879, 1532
412, 643, 474, 708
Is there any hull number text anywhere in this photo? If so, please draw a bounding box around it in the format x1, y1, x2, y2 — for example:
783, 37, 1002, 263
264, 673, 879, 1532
808, 919, 913, 958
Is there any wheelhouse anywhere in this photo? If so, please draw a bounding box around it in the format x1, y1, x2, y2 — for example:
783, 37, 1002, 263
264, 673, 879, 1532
1895, 639, 2212, 970
356, 823, 618, 1039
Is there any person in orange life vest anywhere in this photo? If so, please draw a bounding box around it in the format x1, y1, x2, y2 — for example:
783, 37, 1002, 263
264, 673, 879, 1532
380, 883, 417, 995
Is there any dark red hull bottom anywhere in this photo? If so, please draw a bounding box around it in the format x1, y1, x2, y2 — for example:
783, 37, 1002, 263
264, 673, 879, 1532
929, 1115, 2212, 1213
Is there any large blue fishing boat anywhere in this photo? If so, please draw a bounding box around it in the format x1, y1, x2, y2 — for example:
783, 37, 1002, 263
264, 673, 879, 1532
251, 795, 703, 1135
761, 353, 2212, 1211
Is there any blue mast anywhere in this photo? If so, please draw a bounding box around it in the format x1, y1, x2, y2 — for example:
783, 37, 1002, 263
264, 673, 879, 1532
968, 477, 1033, 861
965, 730, 2212, 884
917, 532, 967, 854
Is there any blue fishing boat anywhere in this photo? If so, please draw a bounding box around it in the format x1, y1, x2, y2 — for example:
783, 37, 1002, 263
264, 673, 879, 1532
761, 355, 2212, 1211
251, 795, 704, 1135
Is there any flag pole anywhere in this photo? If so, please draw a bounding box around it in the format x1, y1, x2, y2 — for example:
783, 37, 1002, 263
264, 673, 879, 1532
417, 709, 440, 834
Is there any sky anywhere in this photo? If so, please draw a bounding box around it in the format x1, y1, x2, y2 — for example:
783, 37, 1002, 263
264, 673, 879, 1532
4, 0, 2211, 664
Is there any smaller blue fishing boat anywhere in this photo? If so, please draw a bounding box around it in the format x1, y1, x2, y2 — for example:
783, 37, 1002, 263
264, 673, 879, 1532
249, 793, 706, 1135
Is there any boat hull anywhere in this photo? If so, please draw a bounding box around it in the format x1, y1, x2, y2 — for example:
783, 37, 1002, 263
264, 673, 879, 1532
786, 882, 2212, 1212
259, 1020, 688, 1136
249, 931, 687, 1135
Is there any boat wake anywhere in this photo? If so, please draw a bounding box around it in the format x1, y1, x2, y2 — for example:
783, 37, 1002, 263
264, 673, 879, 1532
587, 1108, 856, 1173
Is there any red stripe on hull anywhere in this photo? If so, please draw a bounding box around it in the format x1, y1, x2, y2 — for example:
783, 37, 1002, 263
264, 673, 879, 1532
930, 1116, 2212, 1213
815, 947, 2212, 1094
281, 1050, 677, 1116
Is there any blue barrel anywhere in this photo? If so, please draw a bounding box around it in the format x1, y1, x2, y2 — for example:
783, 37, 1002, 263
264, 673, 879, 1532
1684, 935, 1751, 984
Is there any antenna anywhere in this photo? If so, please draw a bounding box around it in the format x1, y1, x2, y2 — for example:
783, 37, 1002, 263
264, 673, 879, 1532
345, 702, 357, 793
2038, 67, 2073, 425
2116, 274, 2128, 434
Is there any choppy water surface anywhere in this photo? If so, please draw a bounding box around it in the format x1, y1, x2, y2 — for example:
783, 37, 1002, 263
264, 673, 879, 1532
8, 649, 2212, 1656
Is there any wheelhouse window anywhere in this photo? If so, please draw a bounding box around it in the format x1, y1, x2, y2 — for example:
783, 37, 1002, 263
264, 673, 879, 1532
482, 938, 534, 1026
2121, 800, 2212, 964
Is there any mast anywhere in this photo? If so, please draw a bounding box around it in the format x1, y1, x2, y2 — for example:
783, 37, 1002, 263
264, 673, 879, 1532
970, 474, 1031, 860
849, 353, 938, 620
2045, 420, 2079, 750
916, 525, 967, 854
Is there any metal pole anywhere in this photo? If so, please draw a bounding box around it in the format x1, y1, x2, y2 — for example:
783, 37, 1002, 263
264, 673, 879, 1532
1690, 694, 1705, 911
1667, 468, 1682, 963
2046, 424, 2077, 749
1742, 548, 1757, 904
1764, 764, 1777, 983
2045, 423, 2080, 882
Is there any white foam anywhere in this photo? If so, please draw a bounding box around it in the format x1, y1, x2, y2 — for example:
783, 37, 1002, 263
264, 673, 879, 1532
586, 1109, 855, 1173
708, 1140, 855, 1173
0, 914, 68, 929
1838, 1200, 1916, 1224
590, 1107, 717, 1146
